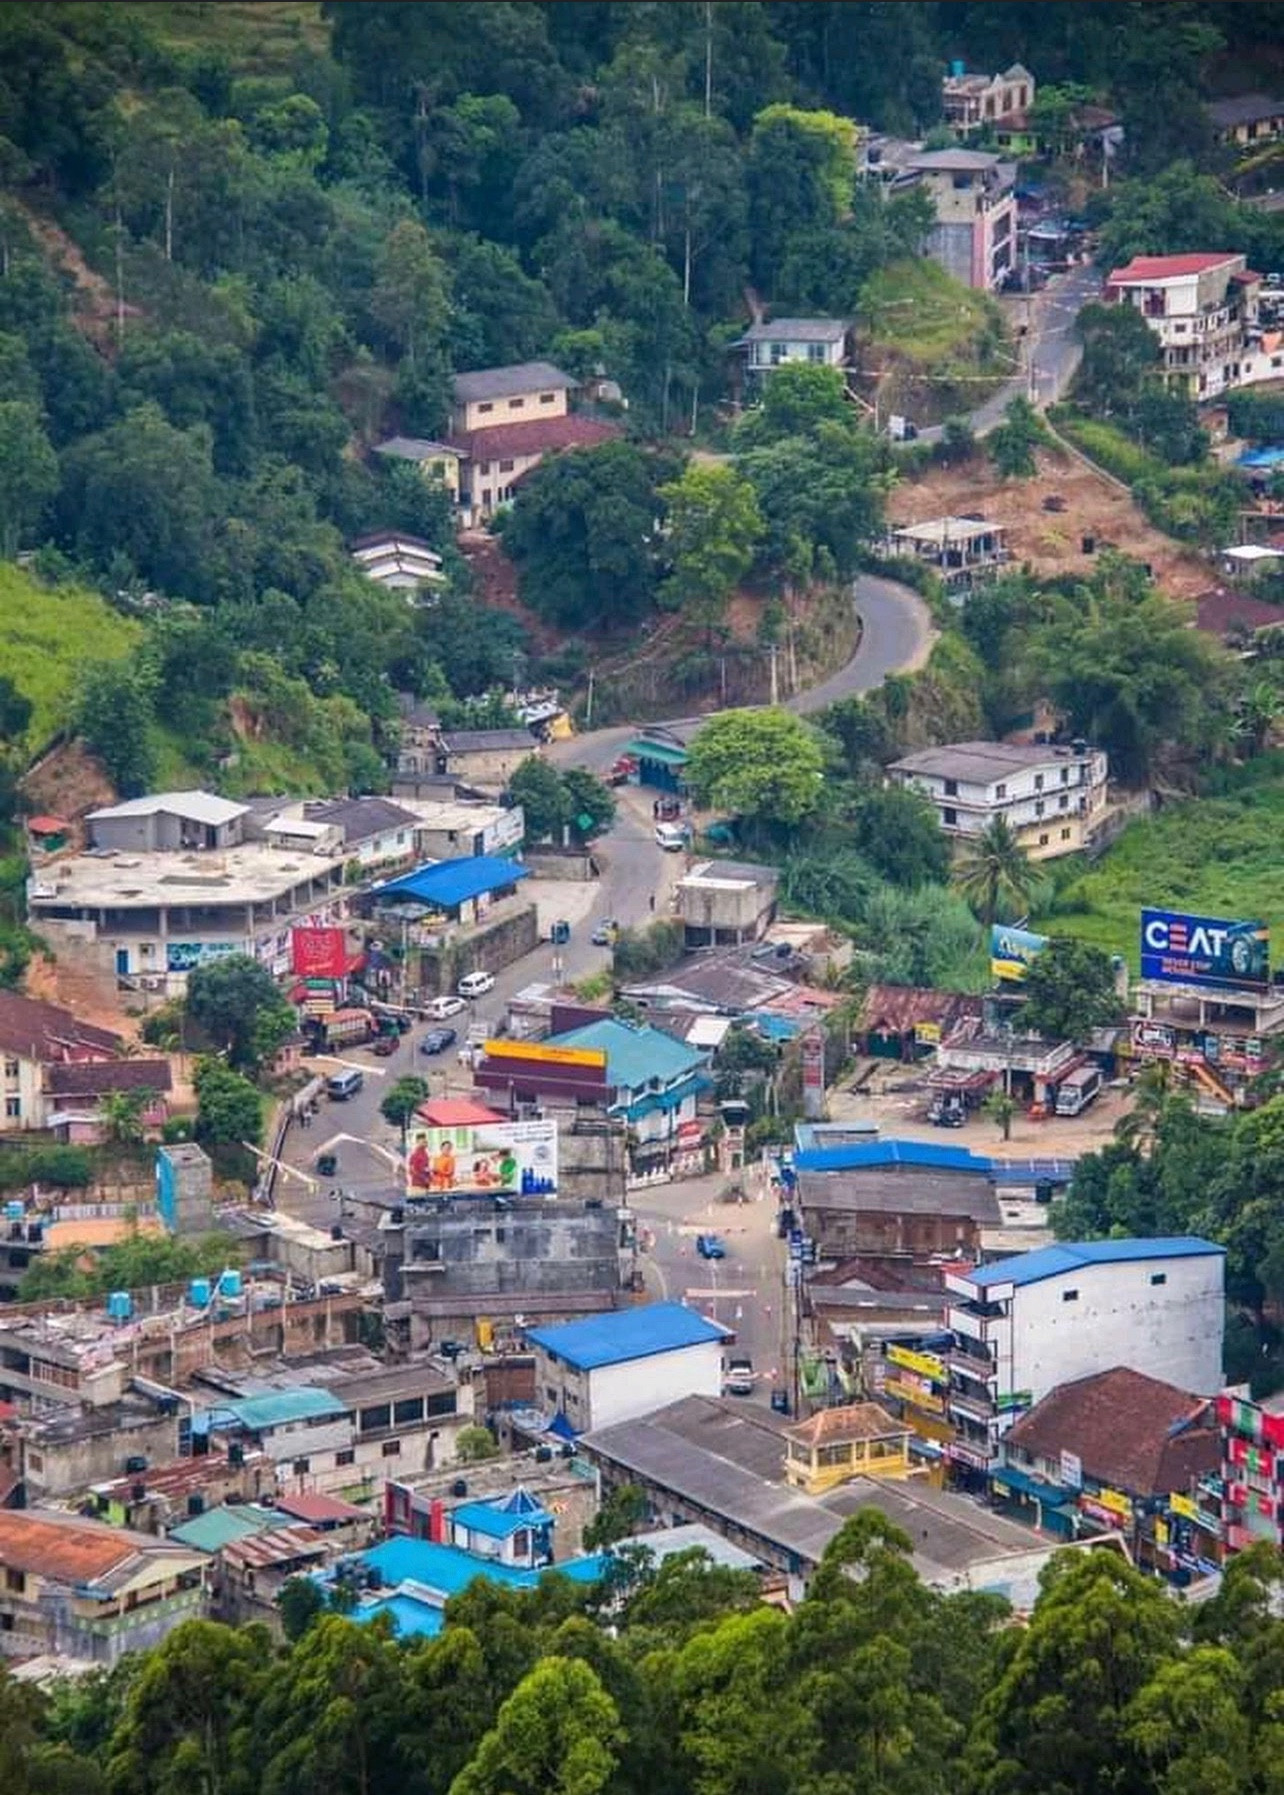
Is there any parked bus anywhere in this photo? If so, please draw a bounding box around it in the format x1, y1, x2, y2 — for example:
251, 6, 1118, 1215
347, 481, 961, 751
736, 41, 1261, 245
1054, 1064, 1102, 1118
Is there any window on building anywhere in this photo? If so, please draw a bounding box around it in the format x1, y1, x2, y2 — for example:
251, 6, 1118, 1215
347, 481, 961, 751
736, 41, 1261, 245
294, 1457, 310, 1475
478, 401, 493, 413
508, 396, 524, 409
1062, 1289, 1079, 1302
499, 458, 514, 473
0, 1614, 12, 1632
3, 1060, 17, 1079
943, 807, 958, 827
4, 1098, 19, 1120
495, 1227, 506, 1243
426, 1391, 457, 1417
943, 778, 959, 796
1060, 828, 1071, 841
1035, 800, 1045, 817
360, 1404, 392, 1435
6, 1568, 24, 1592
1059, 794, 1069, 809
336, 1448, 355, 1467
1038, 834, 1049, 846
539, 392, 556, 405
807, 342, 826, 362
995, 783, 1006, 799
381, 1439, 401, 1457
1150, 1272, 1167, 1286
1034, 773, 1044, 791
25, 1453, 41, 1474
393, 1397, 424, 1425
546, 1385, 558, 1405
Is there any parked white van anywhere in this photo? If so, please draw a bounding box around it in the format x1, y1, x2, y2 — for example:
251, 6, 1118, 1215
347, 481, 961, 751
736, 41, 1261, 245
655, 822, 686, 851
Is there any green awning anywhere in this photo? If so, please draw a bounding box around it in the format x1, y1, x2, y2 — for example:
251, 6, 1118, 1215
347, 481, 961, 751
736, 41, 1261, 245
625, 739, 688, 765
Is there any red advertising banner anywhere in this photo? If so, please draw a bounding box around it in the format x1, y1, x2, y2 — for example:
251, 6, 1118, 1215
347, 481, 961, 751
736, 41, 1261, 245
290, 926, 347, 979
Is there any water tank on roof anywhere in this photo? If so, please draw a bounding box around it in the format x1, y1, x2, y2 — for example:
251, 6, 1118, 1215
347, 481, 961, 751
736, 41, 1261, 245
5, 1200, 23, 1222
951, 58, 965, 76
451, 1479, 468, 1499
218, 1269, 243, 1299
106, 1291, 132, 1322
188, 1278, 211, 1308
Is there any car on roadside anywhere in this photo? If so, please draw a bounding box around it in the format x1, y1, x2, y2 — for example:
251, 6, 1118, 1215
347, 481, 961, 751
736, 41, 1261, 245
696, 1233, 727, 1260
420, 1027, 458, 1055
458, 970, 495, 998
371, 1035, 399, 1057
590, 920, 616, 946
724, 1355, 754, 1397
425, 994, 467, 1020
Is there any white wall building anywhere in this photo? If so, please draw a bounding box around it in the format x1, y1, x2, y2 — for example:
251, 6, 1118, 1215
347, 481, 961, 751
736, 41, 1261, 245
888, 740, 1109, 861
1104, 252, 1284, 400
731, 319, 850, 386
524, 1302, 729, 1435
942, 1237, 1225, 1475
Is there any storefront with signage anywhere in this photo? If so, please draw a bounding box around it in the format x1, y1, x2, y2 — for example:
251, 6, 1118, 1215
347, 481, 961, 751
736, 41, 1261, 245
879, 1342, 954, 1460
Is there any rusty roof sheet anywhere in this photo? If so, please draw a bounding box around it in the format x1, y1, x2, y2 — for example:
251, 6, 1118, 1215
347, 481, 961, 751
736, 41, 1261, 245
0, 1510, 146, 1584
220, 1526, 329, 1570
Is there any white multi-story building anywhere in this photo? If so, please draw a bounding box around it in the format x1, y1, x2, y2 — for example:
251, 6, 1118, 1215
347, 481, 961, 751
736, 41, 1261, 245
941, 1236, 1225, 1479
1104, 252, 1284, 400
888, 740, 1109, 861
524, 1303, 729, 1435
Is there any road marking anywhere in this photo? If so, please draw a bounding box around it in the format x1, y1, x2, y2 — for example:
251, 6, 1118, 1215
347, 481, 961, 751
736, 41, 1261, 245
685, 1287, 755, 1300
310, 1054, 389, 1077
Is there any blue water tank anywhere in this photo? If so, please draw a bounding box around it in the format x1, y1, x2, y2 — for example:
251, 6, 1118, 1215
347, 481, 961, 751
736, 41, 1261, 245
951, 58, 965, 76
106, 1290, 132, 1322
4, 1200, 23, 1222
218, 1269, 243, 1299
188, 1277, 211, 1308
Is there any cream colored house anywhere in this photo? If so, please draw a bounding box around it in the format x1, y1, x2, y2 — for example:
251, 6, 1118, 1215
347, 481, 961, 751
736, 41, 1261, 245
783, 1403, 914, 1495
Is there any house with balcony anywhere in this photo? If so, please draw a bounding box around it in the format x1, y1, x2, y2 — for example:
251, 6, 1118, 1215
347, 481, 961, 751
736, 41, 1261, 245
1217, 1389, 1284, 1558
931, 1237, 1224, 1486
730, 319, 851, 394
883, 515, 1009, 595
1208, 92, 1284, 151
1104, 252, 1268, 400
888, 739, 1110, 862
904, 148, 1018, 290
942, 63, 1035, 135
783, 1402, 914, 1494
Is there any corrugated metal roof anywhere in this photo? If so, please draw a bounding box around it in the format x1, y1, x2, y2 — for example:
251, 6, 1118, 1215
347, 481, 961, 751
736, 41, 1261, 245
377, 856, 530, 910
547, 1018, 708, 1090
168, 1505, 285, 1553
88, 790, 247, 826
452, 360, 573, 402
525, 1301, 728, 1371
203, 1387, 346, 1432
221, 1526, 329, 1570
794, 1140, 993, 1176
966, 1235, 1224, 1291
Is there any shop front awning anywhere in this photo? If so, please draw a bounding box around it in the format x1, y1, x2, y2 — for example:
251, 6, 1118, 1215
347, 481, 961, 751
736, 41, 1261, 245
989, 1465, 1074, 1506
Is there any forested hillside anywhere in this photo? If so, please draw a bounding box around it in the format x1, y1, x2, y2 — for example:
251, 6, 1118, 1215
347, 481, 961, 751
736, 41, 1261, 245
1, 0, 1281, 798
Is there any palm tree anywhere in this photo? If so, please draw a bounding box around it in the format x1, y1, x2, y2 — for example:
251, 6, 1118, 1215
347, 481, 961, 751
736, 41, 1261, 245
951, 816, 1039, 931
1115, 1059, 1178, 1153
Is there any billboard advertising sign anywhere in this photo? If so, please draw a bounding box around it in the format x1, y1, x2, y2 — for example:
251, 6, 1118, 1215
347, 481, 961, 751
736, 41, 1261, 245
1131, 1019, 1176, 1057
291, 925, 348, 979
990, 924, 1049, 983
407, 1117, 558, 1198
481, 1040, 607, 1070
166, 940, 239, 974
1140, 909, 1269, 991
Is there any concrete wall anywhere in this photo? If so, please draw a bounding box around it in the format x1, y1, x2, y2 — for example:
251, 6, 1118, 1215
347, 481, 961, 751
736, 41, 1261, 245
25, 1411, 181, 1499
442, 747, 534, 790
585, 1339, 725, 1431
417, 903, 540, 994
399, 1200, 625, 1302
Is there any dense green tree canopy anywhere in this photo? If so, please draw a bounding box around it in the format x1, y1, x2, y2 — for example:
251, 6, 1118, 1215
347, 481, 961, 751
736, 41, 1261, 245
684, 708, 826, 830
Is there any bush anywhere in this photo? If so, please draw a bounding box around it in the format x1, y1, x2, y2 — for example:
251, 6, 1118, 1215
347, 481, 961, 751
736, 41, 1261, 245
611, 919, 686, 980
0, 1145, 93, 1190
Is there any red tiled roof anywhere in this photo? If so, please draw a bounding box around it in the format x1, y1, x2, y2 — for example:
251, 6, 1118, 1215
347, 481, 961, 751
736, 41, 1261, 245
26, 816, 68, 834
1002, 1366, 1218, 1497
447, 415, 622, 464
1195, 587, 1284, 636
417, 1098, 505, 1127
1107, 253, 1240, 284
45, 1058, 173, 1098
0, 1510, 139, 1582
273, 1491, 368, 1525
0, 992, 122, 1063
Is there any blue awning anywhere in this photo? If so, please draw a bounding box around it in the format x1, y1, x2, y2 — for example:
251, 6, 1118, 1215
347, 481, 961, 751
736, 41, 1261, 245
989, 1465, 1074, 1506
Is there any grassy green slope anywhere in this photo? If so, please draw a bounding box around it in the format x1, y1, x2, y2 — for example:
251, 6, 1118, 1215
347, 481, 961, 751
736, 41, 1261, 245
104, 1, 327, 73
0, 563, 141, 753
1035, 773, 1284, 968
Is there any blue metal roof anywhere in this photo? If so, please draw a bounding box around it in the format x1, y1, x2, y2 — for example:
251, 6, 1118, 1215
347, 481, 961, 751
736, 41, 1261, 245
375, 855, 530, 910
548, 1018, 708, 1091
361, 1592, 444, 1638
794, 1140, 993, 1176
201, 1387, 345, 1432
351, 1537, 610, 1605
966, 1236, 1224, 1291
452, 1492, 553, 1540
525, 1301, 728, 1370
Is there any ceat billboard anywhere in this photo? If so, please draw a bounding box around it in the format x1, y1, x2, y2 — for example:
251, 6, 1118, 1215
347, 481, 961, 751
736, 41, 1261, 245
407, 1117, 558, 1198
1140, 909, 1269, 992
291, 926, 348, 979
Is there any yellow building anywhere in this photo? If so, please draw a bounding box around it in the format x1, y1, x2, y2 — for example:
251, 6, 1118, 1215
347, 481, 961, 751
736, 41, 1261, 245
783, 1402, 914, 1495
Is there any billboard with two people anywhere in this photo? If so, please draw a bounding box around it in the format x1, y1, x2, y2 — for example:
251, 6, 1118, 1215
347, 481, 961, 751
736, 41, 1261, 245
406, 1117, 559, 1198
1140, 910, 1270, 992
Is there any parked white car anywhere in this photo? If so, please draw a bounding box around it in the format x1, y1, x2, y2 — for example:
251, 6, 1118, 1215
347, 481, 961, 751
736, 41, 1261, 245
458, 970, 496, 998
425, 994, 467, 1019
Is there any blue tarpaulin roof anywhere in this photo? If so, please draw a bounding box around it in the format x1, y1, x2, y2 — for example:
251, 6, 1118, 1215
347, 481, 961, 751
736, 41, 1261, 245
375, 855, 530, 910
525, 1301, 728, 1371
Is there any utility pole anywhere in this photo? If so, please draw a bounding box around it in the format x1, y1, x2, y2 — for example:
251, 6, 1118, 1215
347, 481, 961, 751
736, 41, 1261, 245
704, 0, 713, 119
585, 667, 594, 728
768, 642, 779, 707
